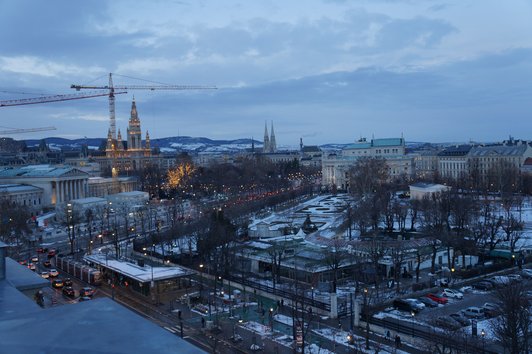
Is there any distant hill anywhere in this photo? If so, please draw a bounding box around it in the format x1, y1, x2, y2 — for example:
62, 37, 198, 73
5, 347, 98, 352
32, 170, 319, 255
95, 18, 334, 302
24, 136, 262, 153
23, 136, 438, 153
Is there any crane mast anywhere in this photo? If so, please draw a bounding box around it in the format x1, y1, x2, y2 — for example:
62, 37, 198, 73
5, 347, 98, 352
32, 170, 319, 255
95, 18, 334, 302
71, 73, 216, 143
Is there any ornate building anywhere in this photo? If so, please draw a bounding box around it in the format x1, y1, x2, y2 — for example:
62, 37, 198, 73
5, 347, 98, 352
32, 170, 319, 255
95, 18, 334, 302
99, 99, 153, 174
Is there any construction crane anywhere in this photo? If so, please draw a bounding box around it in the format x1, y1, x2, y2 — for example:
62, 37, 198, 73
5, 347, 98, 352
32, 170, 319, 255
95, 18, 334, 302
0, 90, 126, 107
0, 126, 56, 135
71, 73, 216, 141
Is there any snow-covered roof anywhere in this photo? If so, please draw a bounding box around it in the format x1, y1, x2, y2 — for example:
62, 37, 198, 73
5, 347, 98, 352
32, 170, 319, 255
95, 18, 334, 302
85, 253, 193, 283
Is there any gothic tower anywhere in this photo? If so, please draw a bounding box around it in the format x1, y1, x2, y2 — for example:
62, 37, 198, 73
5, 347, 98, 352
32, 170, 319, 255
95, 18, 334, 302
263, 121, 270, 153
127, 98, 142, 151
269, 121, 276, 153
144, 131, 151, 157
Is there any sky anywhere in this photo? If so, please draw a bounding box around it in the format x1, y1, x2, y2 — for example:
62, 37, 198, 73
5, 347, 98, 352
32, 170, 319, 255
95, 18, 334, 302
0, 0, 531, 146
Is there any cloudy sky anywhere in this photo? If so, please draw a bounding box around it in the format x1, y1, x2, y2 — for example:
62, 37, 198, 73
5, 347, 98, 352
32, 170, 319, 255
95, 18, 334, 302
1, 0, 531, 145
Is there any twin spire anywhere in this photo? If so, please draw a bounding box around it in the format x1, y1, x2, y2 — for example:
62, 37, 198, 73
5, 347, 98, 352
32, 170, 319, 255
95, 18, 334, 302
263, 121, 277, 153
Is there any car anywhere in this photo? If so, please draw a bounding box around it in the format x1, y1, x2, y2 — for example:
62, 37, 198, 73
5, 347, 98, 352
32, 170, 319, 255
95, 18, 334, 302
393, 299, 420, 313
427, 293, 448, 304
521, 269, 532, 279
47, 249, 56, 258
442, 288, 464, 299
80, 287, 94, 297
462, 306, 485, 319
18, 260, 28, 266
62, 286, 75, 297
486, 276, 510, 288
434, 316, 461, 330
43, 260, 51, 268
449, 312, 471, 326
48, 269, 59, 277
404, 298, 425, 311
40, 271, 49, 279
481, 303, 500, 318
37, 247, 47, 254
27, 263, 36, 271
472, 281, 493, 291
31, 255, 39, 263
79, 296, 92, 302
51, 279, 64, 288
507, 274, 522, 283
63, 278, 73, 287
435, 278, 449, 287
418, 297, 439, 307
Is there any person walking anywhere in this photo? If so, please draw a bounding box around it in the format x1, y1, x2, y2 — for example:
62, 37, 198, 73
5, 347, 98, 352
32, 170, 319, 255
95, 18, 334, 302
395, 335, 401, 348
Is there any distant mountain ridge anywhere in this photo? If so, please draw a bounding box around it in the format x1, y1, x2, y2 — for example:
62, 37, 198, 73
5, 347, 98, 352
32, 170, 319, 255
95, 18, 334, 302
22, 136, 436, 153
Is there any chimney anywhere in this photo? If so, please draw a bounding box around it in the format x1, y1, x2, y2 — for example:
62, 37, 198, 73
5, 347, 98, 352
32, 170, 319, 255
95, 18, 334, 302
0, 241, 7, 281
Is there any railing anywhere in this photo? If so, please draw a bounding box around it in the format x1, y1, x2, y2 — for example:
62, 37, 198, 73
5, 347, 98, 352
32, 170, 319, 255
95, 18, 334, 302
226, 275, 331, 311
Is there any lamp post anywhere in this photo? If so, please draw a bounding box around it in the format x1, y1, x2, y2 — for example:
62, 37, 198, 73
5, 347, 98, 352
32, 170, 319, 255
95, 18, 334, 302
451, 267, 455, 285
269, 307, 274, 331
364, 287, 369, 350
411, 311, 415, 340
199, 263, 204, 291
481, 329, 485, 353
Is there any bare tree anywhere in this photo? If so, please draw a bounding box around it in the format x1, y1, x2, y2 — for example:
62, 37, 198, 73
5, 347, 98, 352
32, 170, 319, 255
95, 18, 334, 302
324, 238, 348, 293
58, 203, 83, 254
491, 282, 531, 353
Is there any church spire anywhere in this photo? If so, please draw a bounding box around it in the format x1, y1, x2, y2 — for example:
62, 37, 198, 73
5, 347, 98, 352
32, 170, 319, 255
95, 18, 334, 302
263, 121, 270, 153
269, 121, 276, 153
116, 129, 124, 151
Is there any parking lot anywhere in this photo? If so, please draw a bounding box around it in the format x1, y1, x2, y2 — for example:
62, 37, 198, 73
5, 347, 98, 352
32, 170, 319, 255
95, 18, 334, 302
379, 271, 532, 332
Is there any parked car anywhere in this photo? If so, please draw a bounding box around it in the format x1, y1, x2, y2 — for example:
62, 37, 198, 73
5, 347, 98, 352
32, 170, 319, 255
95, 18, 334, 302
449, 312, 471, 326
80, 287, 94, 297
462, 306, 485, 319
481, 303, 500, 318
434, 316, 461, 330
42, 260, 51, 268
31, 255, 39, 263
404, 298, 425, 311
62, 286, 75, 297
486, 276, 510, 287
442, 288, 463, 299
63, 278, 73, 287
27, 263, 36, 271
393, 299, 420, 313
40, 271, 49, 279
51, 279, 64, 288
418, 297, 439, 308
521, 269, 532, 279
48, 269, 59, 277
507, 274, 522, 283
427, 293, 448, 304
472, 281, 493, 291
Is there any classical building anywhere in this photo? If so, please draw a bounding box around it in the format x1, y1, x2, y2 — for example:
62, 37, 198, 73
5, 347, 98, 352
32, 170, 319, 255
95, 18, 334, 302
321, 137, 414, 190
87, 176, 137, 198
0, 165, 89, 208
0, 184, 44, 216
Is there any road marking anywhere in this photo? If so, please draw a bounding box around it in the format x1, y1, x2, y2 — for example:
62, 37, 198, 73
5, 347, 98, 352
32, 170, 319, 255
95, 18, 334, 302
164, 326, 176, 333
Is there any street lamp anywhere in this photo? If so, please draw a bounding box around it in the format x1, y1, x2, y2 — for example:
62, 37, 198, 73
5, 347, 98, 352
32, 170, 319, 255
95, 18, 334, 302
269, 307, 274, 331
411, 311, 415, 340
481, 329, 486, 353
451, 267, 455, 284
364, 287, 369, 350
199, 264, 204, 290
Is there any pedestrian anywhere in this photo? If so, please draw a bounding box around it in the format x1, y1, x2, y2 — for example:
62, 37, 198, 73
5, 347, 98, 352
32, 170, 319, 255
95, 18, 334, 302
201, 317, 205, 328
395, 335, 401, 348
280, 299, 284, 308
386, 330, 391, 341
178, 310, 182, 320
